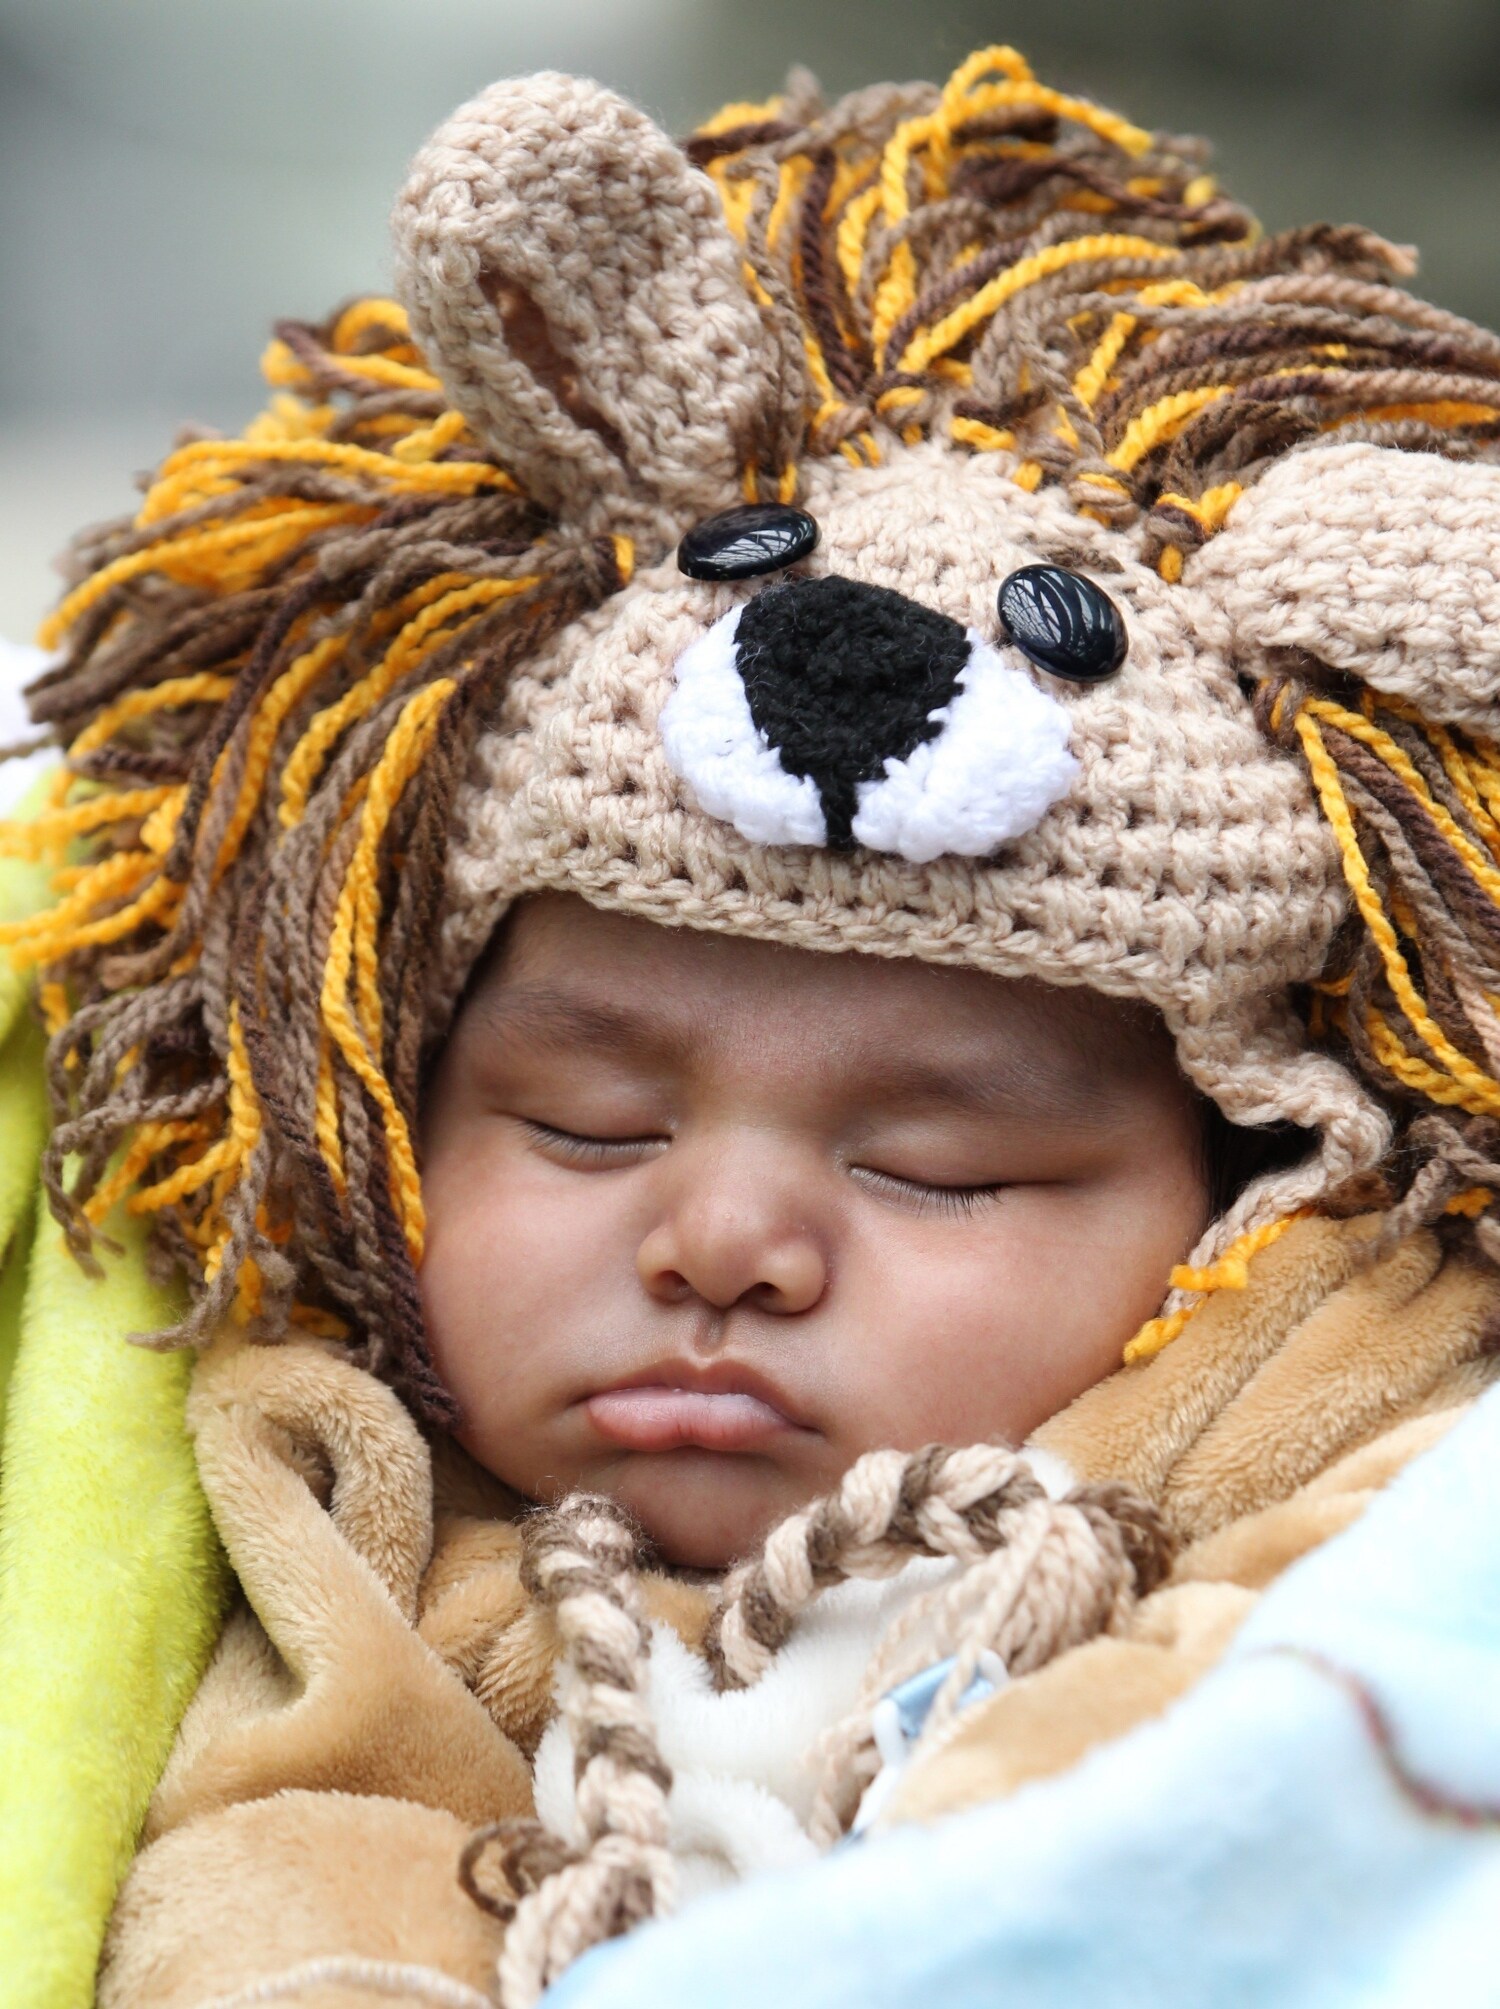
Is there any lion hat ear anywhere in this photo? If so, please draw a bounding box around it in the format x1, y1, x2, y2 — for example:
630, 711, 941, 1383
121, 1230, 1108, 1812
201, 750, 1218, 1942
392, 72, 785, 549
1192, 439, 1500, 733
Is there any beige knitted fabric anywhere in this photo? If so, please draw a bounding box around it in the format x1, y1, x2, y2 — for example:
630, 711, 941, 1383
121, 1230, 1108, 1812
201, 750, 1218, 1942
1189, 440, 1500, 737
388, 73, 1500, 1267
392, 73, 783, 550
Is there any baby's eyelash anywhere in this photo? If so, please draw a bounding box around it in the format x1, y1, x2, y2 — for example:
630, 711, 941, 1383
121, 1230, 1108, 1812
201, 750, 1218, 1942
521, 1125, 1002, 1214
852, 1166, 1002, 1218
522, 1120, 665, 1165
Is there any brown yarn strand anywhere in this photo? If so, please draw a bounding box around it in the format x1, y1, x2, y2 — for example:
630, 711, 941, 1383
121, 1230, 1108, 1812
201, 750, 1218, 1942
9, 302, 623, 1411
460, 1494, 675, 2009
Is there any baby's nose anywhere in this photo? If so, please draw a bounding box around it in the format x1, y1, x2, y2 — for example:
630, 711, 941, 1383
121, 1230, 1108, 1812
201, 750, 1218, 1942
636, 1177, 826, 1318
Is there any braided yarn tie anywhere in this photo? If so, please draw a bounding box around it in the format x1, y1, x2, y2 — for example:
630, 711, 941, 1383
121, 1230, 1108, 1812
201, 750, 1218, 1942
705, 1447, 1173, 1840
462, 1456, 1171, 1999
708, 1444, 1043, 1688
460, 1494, 677, 2009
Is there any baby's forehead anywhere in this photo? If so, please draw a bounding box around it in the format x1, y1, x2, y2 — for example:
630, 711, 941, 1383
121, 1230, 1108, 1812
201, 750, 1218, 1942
462, 893, 1175, 1101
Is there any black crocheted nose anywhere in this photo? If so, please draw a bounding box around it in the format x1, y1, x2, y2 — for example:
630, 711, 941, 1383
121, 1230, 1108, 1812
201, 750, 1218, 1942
735, 576, 970, 849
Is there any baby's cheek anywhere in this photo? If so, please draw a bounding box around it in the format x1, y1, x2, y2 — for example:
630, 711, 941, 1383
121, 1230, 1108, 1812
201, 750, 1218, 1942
835, 1198, 1168, 1450
419, 1152, 555, 1402
418, 1144, 645, 1482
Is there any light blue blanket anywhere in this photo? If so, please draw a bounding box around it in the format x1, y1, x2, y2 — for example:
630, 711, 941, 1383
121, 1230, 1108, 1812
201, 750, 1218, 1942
549, 1384, 1500, 2008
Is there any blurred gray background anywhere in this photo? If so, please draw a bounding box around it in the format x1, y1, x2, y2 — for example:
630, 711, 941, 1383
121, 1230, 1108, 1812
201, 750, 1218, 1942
4, 0, 1499, 642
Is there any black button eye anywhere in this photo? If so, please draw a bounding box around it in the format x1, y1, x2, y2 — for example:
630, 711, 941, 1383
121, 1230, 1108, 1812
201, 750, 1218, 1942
678, 504, 819, 582
997, 565, 1127, 683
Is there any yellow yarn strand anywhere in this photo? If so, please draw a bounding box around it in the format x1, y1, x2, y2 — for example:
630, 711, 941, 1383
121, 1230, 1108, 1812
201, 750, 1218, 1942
1074, 311, 1138, 408
899, 235, 1176, 376
0, 786, 175, 862
1466, 736, 1500, 828
1302, 696, 1500, 907
1155, 482, 1245, 533
390, 408, 471, 464
127, 1133, 239, 1214
15, 874, 179, 965
261, 337, 436, 396
37, 506, 370, 651
138, 433, 509, 527
836, 183, 883, 305
319, 677, 454, 1265
278, 574, 532, 828
1124, 1212, 1302, 1363
950, 416, 1017, 454
315, 1036, 347, 1195
122, 1004, 270, 1318
1446, 1185, 1494, 1219
83, 1120, 210, 1225
224, 1002, 263, 1179
330, 296, 413, 351
208, 630, 348, 879
1416, 717, 1500, 866
64, 673, 237, 761
940, 43, 1035, 97
953, 78, 1152, 162
1169, 1212, 1303, 1293
1123, 1304, 1195, 1361
1107, 385, 1233, 471
1295, 708, 1500, 1121
1364, 1009, 1489, 1112
0, 848, 154, 952
143, 434, 497, 513
870, 112, 940, 361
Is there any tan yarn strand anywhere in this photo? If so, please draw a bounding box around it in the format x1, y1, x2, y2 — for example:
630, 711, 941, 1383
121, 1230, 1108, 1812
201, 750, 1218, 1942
196, 1959, 497, 2009
709, 1445, 1053, 1690
774, 1463, 1173, 1842
457, 1496, 676, 2009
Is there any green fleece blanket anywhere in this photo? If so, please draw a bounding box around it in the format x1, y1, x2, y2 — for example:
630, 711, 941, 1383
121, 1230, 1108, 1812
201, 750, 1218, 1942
0, 798, 229, 2009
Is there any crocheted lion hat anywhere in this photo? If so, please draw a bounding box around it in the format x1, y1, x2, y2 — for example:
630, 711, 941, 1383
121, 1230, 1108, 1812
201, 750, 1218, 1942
9, 47, 1500, 1417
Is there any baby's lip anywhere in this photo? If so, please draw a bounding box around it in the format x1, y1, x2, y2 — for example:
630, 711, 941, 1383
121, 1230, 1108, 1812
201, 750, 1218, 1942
584, 1362, 811, 1454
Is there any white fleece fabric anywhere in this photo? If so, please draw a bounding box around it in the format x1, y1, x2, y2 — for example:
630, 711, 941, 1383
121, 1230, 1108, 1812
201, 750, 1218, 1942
534, 1563, 953, 1903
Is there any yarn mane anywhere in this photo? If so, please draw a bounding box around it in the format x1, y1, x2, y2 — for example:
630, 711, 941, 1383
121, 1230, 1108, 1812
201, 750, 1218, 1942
4, 44, 1500, 1411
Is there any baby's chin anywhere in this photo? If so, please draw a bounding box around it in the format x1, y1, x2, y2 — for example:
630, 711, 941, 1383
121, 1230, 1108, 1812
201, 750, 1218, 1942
586, 1450, 827, 1571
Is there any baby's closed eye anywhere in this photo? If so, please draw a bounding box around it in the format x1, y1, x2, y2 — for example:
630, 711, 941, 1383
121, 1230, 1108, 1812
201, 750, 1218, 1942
521, 1118, 669, 1167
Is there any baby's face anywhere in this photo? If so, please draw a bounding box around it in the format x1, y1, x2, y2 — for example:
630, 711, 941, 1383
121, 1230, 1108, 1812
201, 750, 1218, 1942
420, 896, 1208, 1567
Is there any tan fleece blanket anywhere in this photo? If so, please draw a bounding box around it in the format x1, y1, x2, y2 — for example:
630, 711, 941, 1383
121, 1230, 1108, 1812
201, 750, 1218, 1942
98, 1217, 1499, 2007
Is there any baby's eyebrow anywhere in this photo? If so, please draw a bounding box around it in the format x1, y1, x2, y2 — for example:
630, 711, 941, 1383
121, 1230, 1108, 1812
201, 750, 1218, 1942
469, 980, 1129, 1126
466, 982, 683, 1060
868, 1049, 1115, 1129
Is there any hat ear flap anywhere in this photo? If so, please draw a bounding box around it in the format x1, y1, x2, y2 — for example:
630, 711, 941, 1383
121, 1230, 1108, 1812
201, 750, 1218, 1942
1195, 437, 1500, 1156
392, 72, 783, 551
1193, 440, 1500, 733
